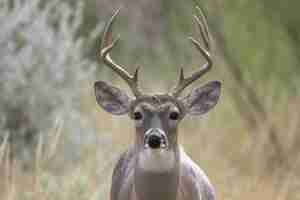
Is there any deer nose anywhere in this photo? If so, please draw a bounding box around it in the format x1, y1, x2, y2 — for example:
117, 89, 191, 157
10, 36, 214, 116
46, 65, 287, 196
144, 128, 168, 149
148, 134, 161, 149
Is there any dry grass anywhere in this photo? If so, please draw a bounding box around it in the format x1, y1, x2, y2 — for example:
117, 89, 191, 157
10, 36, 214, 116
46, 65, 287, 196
0, 85, 299, 200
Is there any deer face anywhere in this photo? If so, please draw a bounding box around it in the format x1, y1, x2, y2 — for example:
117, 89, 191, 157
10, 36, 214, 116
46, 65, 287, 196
94, 80, 220, 151
129, 95, 184, 150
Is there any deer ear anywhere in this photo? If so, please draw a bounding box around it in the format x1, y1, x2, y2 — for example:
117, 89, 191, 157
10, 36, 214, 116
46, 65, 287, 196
94, 81, 132, 115
182, 81, 221, 116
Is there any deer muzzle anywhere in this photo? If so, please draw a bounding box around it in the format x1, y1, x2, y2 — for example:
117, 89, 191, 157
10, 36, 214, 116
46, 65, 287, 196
144, 128, 168, 149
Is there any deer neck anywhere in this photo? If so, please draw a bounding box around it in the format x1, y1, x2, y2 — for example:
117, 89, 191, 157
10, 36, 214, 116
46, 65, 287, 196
134, 142, 180, 200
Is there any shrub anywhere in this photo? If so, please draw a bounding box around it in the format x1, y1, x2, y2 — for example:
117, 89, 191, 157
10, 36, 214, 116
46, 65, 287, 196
0, 0, 102, 167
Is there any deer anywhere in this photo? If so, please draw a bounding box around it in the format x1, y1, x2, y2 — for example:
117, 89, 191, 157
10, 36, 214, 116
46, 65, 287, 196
94, 6, 221, 200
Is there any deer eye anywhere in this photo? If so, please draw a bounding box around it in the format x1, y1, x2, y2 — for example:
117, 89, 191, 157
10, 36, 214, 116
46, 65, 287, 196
133, 111, 143, 120
169, 111, 179, 120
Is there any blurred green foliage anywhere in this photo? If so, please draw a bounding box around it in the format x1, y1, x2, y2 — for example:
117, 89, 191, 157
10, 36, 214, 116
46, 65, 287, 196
81, 0, 300, 96
219, 0, 300, 92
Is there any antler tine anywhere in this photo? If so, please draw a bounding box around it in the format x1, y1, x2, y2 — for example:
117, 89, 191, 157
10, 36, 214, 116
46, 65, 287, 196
195, 6, 210, 50
100, 8, 142, 97
171, 6, 212, 97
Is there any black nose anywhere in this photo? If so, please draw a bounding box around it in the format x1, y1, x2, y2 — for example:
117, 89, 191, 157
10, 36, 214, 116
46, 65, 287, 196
148, 134, 162, 149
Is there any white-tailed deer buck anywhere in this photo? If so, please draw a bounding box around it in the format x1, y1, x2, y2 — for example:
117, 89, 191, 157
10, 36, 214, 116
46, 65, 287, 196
95, 6, 221, 200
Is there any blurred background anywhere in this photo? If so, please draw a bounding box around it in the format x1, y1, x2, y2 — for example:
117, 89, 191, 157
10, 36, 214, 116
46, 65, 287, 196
0, 0, 300, 199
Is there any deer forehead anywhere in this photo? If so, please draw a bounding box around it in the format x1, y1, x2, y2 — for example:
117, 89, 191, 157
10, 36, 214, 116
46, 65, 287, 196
135, 102, 178, 113
130, 95, 185, 114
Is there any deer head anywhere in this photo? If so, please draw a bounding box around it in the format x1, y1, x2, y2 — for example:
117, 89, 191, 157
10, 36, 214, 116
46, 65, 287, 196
94, 7, 221, 159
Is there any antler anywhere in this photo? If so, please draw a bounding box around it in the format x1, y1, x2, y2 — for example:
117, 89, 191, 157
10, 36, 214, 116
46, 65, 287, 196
100, 8, 142, 97
171, 6, 212, 97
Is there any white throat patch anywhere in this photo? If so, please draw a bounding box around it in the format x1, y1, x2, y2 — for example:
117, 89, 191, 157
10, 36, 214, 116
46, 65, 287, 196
138, 149, 176, 172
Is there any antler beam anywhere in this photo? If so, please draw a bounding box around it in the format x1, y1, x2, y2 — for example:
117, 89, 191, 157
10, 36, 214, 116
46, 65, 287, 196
171, 6, 212, 97
100, 8, 142, 97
